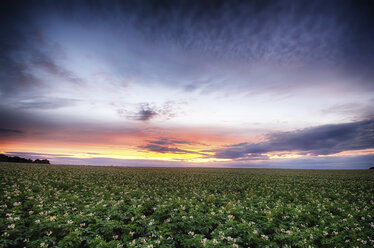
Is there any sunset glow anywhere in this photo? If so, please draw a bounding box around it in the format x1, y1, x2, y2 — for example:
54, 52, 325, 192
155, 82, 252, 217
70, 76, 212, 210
1, 0, 373, 168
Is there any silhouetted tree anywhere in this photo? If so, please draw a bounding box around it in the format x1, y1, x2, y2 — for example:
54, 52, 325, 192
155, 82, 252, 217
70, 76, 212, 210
0, 154, 50, 164
34, 159, 50, 164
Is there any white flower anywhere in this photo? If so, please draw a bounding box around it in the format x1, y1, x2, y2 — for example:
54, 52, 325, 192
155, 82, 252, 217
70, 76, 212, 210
40, 242, 48, 247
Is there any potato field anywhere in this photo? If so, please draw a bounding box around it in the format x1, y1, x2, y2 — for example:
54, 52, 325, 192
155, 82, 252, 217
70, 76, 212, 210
1, 163, 373, 247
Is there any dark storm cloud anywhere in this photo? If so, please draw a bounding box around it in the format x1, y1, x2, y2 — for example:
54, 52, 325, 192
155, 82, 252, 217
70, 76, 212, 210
213, 119, 374, 159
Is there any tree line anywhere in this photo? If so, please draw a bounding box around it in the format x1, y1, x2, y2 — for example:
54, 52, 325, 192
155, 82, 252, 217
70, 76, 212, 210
0, 154, 50, 164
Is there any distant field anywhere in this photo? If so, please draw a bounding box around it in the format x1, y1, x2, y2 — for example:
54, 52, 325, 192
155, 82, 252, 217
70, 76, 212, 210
1, 163, 373, 247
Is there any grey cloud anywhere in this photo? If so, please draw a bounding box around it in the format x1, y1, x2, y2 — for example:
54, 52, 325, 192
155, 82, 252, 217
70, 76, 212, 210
138, 138, 198, 154
124, 102, 181, 122
130, 104, 158, 121
234, 154, 270, 161
213, 119, 374, 159
5, 152, 71, 158
322, 103, 374, 120
149, 138, 191, 145
138, 144, 198, 154
106, 0, 346, 65
3, 0, 373, 98
0, 128, 23, 135
14, 97, 79, 110
31, 55, 83, 84
0, 10, 83, 103
136, 109, 157, 121
0, 105, 70, 132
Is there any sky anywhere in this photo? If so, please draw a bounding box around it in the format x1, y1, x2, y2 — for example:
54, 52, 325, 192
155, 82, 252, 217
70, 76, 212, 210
1, 0, 374, 169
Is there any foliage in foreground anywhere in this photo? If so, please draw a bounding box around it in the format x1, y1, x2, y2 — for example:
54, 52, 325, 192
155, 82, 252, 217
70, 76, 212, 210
0, 163, 374, 247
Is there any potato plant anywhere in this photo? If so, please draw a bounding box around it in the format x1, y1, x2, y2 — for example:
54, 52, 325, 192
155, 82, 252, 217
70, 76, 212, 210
1, 163, 373, 247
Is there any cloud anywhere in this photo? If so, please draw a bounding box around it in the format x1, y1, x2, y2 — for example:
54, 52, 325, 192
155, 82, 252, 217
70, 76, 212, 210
322, 102, 374, 120
14, 97, 79, 110
0, 5, 84, 106
2, 0, 373, 99
138, 138, 198, 154
138, 144, 196, 154
0, 128, 23, 135
5, 151, 70, 158
148, 137, 192, 145
124, 102, 180, 122
30, 54, 83, 84
0, 106, 66, 132
212, 119, 374, 159
133, 105, 158, 121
